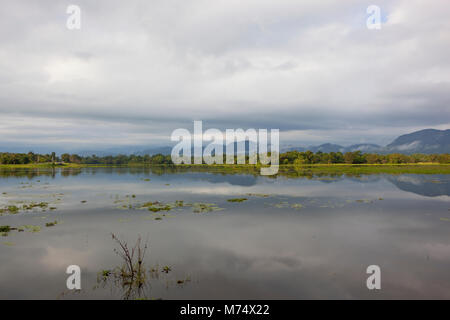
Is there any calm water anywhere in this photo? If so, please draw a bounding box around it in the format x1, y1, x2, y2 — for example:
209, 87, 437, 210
0, 167, 449, 299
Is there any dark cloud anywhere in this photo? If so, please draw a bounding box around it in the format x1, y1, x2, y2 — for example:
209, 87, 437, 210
0, 0, 448, 151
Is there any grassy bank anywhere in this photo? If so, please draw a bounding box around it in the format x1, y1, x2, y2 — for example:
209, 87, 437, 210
0, 162, 449, 174
285, 163, 450, 175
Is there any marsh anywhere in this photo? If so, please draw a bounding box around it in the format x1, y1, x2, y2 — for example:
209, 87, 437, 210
0, 167, 449, 299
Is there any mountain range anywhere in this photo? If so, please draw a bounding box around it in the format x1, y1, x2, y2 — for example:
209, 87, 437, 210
73, 128, 449, 156
282, 129, 449, 154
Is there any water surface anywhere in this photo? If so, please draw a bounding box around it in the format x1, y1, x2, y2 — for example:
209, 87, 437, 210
0, 168, 449, 299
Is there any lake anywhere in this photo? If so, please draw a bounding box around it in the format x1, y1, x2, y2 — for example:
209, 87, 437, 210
0, 167, 449, 299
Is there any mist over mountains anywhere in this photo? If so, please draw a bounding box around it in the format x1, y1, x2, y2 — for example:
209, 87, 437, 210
73, 128, 448, 157
282, 129, 449, 154
4, 128, 447, 156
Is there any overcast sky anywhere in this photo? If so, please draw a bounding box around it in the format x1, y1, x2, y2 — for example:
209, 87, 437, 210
0, 0, 449, 152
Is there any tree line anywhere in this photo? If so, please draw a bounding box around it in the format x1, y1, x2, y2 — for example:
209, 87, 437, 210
0, 150, 448, 165
0, 152, 172, 165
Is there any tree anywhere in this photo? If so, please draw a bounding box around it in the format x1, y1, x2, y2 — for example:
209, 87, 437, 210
61, 153, 71, 163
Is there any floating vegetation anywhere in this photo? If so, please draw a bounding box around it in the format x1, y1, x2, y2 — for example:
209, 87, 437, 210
227, 198, 248, 203
176, 277, 191, 286
191, 202, 224, 213
154, 217, 162, 220
45, 220, 58, 227
246, 193, 270, 198
290, 203, 304, 210
174, 200, 184, 207
80, 200, 87, 203
22, 202, 49, 210
6, 205, 19, 214
114, 196, 224, 215
0, 225, 11, 233
273, 201, 289, 208
141, 201, 173, 212
23, 225, 41, 233
355, 199, 373, 204
98, 269, 111, 282
0, 201, 54, 215
162, 266, 171, 273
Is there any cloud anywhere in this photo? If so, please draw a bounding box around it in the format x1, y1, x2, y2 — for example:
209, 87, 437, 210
0, 0, 449, 151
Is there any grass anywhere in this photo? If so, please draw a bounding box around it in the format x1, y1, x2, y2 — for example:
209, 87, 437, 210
0, 162, 449, 175
161, 163, 450, 175
289, 163, 450, 175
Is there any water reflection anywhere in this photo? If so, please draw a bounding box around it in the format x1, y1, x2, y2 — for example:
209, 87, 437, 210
0, 167, 448, 299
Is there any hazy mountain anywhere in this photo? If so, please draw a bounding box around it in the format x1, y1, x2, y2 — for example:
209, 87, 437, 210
12, 128, 446, 156
282, 143, 380, 153
345, 144, 381, 153
136, 146, 173, 156
308, 143, 345, 153
385, 129, 450, 154
78, 145, 172, 157
281, 129, 448, 154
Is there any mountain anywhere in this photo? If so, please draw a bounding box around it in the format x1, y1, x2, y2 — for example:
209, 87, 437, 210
29, 128, 447, 156
385, 129, 450, 154
136, 146, 173, 156
308, 143, 345, 153
282, 143, 380, 153
345, 144, 381, 153
78, 146, 173, 157
281, 129, 448, 154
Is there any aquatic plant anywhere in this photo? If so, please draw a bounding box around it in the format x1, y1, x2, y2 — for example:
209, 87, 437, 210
23, 225, 41, 233
192, 202, 223, 213
291, 203, 303, 209
0, 225, 11, 233
227, 198, 248, 203
22, 202, 49, 210
246, 193, 270, 197
45, 221, 58, 227
96, 233, 149, 299
95, 235, 191, 299
7, 205, 19, 214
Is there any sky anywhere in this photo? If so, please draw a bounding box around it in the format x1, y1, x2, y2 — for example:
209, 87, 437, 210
0, 0, 449, 153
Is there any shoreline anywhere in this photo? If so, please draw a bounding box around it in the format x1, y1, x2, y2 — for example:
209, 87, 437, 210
0, 163, 449, 174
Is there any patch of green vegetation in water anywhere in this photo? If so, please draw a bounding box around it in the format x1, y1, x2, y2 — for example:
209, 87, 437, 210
191, 203, 224, 213
0, 225, 11, 232
45, 220, 58, 227
227, 198, 248, 203
22, 225, 41, 233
